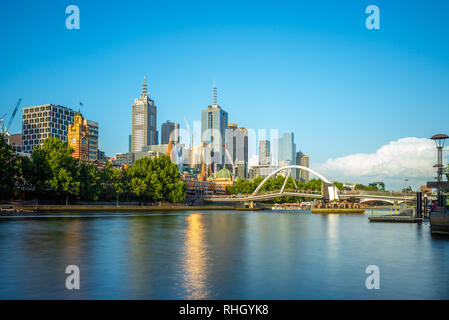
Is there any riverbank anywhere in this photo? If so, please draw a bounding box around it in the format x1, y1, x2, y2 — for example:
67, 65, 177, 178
7, 204, 264, 214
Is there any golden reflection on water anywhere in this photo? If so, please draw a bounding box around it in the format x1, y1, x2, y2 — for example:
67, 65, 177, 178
182, 213, 210, 299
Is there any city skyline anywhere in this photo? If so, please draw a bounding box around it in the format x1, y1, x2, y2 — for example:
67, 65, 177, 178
1, 1, 449, 189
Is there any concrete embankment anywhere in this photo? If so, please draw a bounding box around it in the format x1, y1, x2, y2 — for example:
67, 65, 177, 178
10, 204, 264, 213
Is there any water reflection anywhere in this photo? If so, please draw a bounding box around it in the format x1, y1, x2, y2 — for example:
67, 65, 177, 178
182, 214, 210, 299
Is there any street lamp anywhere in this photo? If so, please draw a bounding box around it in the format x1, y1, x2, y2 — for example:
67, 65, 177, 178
404, 178, 408, 205
430, 134, 449, 199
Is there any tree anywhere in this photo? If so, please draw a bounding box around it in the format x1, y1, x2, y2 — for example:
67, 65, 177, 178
36, 137, 80, 204
0, 134, 20, 199
128, 155, 186, 204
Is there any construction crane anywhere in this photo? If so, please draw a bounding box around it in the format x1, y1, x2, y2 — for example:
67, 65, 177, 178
3, 98, 22, 135
222, 142, 238, 181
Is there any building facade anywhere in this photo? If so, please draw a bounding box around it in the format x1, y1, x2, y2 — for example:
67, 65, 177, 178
132, 77, 157, 152
259, 139, 271, 166
22, 104, 76, 153
161, 120, 179, 144
277, 132, 296, 167
201, 87, 228, 168
87, 120, 99, 162
68, 113, 90, 162
226, 123, 248, 178
296, 151, 310, 182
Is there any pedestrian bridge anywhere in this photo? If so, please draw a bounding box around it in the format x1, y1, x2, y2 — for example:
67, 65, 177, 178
204, 165, 424, 204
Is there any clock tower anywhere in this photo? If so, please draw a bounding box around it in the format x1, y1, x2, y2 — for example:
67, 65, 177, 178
68, 112, 90, 162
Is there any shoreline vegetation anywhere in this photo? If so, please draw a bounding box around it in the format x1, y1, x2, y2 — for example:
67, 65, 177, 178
1, 135, 187, 205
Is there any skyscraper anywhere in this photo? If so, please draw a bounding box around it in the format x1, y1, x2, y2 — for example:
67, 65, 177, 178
277, 132, 296, 167
161, 120, 179, 144
87, 120, 99, 162
201, 86, 228, 166
259, 140, 271, 166
131, 77, 157, 152
226, 122, 248, 178
296, 151, 310, 182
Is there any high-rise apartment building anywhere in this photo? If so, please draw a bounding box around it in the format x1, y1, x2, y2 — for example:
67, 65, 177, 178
87, 120, 99, 161
296, 151, 310, 182
68, 113, 90, 162
161, 120, 179, 144
277, 132, 296, 167
132, 77, 157, 152
22, 104, 76, 153
201, 86, 228, 167
226, 122, 248, 178
259, 140, 271, 166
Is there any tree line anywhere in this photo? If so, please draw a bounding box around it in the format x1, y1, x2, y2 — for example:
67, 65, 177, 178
0, 134, 186, 204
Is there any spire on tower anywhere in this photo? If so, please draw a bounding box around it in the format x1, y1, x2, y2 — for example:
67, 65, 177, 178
142, 76, 148, 95
212, 85, 217, 105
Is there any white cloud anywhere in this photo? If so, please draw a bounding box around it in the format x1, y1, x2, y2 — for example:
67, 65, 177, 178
314, 137, 445, 190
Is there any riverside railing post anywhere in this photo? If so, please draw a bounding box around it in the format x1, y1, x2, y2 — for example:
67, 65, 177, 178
416, 192, 422, 220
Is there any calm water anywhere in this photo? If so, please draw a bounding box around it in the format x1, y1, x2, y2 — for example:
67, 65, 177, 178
0, 210, 448, 300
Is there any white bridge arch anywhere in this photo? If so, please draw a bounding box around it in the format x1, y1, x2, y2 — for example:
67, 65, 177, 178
252, 165, 338, 200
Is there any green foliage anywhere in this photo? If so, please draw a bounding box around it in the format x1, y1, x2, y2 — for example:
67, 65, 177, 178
3, 136, 186, 204
227, 175, 324, 203
128, 155, 186, 203
0, 134, 21, 199
354, 184, 378, 191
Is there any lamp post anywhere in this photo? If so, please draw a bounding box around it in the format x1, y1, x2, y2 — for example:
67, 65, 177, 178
404, 178, 408, 205
430, 134, 449, 201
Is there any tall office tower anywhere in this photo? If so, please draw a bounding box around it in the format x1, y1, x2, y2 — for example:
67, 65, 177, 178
277, 132, 296, 167
161, 120, 180, 144
201, 86, 228, 167
296, 151, 310, 182
226, 122, 248, 177
128, 135, 132, 152
132, 77, 157, 152
259, 140, 271, 166
22, 104, 76, 153
87, 120, 99, 161
68, 113, 90, 162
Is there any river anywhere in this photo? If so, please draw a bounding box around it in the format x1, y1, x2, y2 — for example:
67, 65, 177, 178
0, 210, 448, 299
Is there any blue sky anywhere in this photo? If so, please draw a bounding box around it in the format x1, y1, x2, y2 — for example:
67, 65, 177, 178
1, 0, 448, 187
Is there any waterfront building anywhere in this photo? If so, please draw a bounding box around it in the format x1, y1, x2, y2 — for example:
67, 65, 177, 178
131, 77, 157, 152
68, 113, 90, 162
277, 132, 296, 167
201, 86, 228, 169
22, 104, 76, 153
161, 120, 179, 145
296, 151, 310, 182
183, 174, 229, 196
259, 140, 270, 166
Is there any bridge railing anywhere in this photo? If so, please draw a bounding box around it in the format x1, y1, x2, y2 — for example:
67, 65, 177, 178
340, 190, 416, 197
